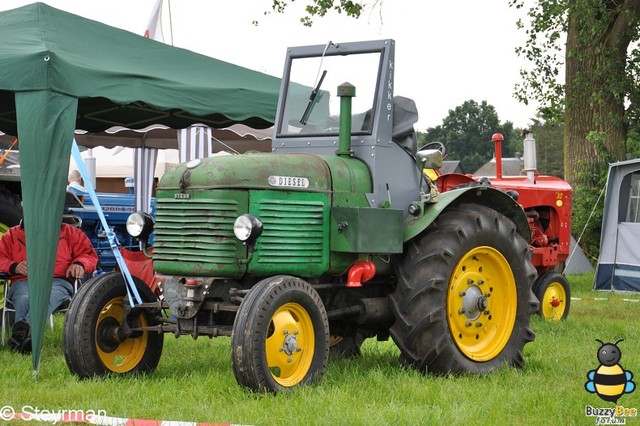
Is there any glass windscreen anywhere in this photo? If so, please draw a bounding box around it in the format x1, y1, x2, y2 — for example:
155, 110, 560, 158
278, 51, 382, 136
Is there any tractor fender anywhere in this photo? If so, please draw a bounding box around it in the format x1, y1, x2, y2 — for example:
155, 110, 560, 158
404, 186, 531, 243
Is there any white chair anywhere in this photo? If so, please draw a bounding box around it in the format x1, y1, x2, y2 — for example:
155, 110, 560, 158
49, 278, 81, 327
1, 274, 15, 344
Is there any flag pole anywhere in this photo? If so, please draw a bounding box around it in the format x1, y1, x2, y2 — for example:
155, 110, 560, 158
168, 0, 174, 46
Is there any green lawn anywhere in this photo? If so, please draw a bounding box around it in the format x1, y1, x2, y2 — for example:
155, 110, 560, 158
1, 273, 639, 425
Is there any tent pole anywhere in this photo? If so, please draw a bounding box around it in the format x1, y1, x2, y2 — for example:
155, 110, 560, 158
611, 224, 621, 293
168, 0, 174, 46
571, 183, 605, 271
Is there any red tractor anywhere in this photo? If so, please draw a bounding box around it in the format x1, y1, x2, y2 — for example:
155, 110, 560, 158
434, 132, 572, 320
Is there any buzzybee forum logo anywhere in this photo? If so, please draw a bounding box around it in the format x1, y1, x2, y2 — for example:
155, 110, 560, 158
584, 339, 637, 424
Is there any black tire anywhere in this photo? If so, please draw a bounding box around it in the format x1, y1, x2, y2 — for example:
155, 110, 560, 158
63, 272, 164, 377
389, 203, 538, 374
533, 271, 570, 321
231, 275, 330, 393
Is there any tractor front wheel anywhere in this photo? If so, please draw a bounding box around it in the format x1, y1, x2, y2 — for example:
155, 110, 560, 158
63, 272, 164, 377
534, 271, 570, 321
231, 275, 329, 392
390, 203, 538, 374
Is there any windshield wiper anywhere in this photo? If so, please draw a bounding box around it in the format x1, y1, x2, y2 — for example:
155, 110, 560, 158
300, 69, 327, 125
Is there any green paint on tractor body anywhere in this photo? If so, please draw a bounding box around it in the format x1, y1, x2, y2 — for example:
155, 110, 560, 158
153, 151, 375, 278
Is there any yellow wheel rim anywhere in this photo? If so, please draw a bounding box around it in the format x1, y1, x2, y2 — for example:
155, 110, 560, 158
447, 246, 517, 361
95, 297, 148, 373
265, 302, 315, 387
541, 282, 566, 321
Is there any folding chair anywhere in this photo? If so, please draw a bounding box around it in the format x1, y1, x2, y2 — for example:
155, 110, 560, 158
49, 278, 81, 328
1, 273, 14, 345
2, 276, 80, 342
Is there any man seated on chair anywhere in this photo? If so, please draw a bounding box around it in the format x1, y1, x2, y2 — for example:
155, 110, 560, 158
0, 218, 98, 353
66, 169, 88, 195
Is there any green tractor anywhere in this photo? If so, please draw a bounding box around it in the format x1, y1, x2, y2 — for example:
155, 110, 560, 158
64, 39, 538, 393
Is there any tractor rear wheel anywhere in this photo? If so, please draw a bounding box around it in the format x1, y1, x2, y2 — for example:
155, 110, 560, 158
533, 271, 570, 321
390, 203, 538, 374
231, 275, 329, 393
63, 272, 164, 377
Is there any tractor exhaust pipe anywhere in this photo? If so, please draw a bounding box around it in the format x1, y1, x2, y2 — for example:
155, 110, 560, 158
492, 133, 504, 179
523, 130, 537, 183
337, 82, 355, 156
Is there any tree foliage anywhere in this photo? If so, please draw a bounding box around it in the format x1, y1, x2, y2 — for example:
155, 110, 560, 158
511, 0, 568, 122
512, 0, 640, 130
261, 0, 367, 26
419, 100, 521, 174
512, 0, 640, 259
529, 118, 564, 178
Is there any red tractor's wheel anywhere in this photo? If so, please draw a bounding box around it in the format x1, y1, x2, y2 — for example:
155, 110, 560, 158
63, 272, 164, 377
533, 271, 570, 321
231, 275, 329, 393
390, 203, 538, 374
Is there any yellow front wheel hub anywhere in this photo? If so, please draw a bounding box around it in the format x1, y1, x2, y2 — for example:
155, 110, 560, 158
447, 246, 517, 361
95, 297, 148, 373
265, 302, 315, 387
541, 282, 567, 321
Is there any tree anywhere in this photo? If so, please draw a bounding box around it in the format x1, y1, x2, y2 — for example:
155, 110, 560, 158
513, 0, 640, 258
261, 0, 368, 26
529, 118, 564, 178
419, 100, 520, 174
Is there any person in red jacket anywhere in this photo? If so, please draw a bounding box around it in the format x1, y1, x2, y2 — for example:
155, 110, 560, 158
0, 221, 98, 353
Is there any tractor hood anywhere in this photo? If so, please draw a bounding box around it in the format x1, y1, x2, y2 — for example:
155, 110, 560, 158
159, 153, 333, 192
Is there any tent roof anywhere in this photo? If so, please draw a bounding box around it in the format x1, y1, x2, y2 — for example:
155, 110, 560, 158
0, 2, 281, 135
474, 157, 524, 177
73, 124, 273, 150
0, 2, 283, 371
594, 159, 640, 291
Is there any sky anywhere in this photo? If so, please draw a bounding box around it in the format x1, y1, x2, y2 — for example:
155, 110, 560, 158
0, 0, 538, 132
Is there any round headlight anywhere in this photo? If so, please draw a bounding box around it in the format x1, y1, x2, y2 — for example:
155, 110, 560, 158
126, 211, 154, 240
233, 214, 263, 242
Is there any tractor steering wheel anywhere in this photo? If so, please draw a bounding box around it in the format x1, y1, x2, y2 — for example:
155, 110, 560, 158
418, 141, 446, 158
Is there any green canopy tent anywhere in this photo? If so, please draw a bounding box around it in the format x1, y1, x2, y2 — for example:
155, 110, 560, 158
0, 2, 280, 371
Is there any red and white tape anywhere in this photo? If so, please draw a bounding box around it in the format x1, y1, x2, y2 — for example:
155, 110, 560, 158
11, 411, 239, 425
571, 296, 639, 303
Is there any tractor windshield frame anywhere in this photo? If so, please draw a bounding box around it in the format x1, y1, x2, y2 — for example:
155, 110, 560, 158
273, 40, 395, 151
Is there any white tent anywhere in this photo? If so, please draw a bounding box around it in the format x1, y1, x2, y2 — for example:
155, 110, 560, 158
565, 235, 593, 274
594, 159, 640, 291
72, 146, 178, 178
72, 124, 272, 211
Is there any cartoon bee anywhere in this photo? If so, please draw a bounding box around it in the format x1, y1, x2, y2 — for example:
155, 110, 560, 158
585, 339, 636, 403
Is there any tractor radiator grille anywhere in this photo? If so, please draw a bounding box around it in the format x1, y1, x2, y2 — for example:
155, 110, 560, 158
154, 197, 239, 266
253, 199, 325, 265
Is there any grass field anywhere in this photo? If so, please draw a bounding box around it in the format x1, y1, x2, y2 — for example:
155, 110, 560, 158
1, 272, 639, 425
